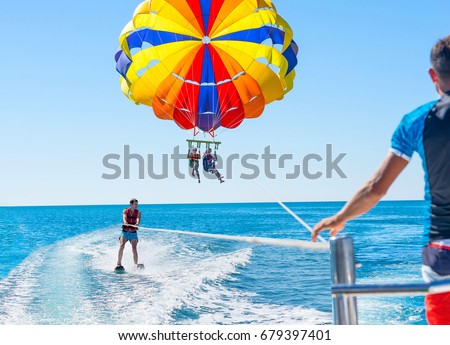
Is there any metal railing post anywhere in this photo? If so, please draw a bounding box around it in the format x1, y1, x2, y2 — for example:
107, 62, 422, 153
330, 236, 358, 325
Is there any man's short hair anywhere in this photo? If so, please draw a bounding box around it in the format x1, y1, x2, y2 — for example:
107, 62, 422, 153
431, 35, 450, 80
130, 198, 138, 204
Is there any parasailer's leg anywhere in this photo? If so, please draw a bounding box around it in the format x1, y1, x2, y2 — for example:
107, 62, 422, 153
193, 162, 198, 177
211, 169, 225, 183
191, 161, 200, 183
195, 163, 201, 183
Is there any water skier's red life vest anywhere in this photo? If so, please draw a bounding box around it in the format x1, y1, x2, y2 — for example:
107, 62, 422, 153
122, 208, 139, 232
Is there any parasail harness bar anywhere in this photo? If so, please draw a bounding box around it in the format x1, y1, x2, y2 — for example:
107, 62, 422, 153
187, 139, 221, 150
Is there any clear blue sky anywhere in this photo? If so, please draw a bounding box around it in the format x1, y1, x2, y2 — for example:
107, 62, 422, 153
0, 0, 449, 206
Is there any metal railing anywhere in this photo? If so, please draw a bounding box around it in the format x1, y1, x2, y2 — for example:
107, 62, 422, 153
330, 236, 450, 325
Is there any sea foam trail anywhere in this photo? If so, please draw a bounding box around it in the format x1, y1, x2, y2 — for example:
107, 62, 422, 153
0, 227, 332, 325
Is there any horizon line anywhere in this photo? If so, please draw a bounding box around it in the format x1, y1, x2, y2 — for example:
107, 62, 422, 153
0, 199, 424, 208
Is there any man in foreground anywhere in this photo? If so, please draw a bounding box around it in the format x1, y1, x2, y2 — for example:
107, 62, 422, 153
312, 36, 450, 325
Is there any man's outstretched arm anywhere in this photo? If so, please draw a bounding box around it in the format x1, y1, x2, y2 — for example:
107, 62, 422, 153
312, 152, 409, 241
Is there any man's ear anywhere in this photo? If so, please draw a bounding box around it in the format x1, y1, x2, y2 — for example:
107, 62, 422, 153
429, 68, 439, 83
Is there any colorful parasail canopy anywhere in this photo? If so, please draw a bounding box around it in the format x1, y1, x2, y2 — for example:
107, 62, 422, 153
115, 0, 299, 137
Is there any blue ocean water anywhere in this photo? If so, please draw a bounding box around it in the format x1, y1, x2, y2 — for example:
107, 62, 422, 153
0, 201, 427, 325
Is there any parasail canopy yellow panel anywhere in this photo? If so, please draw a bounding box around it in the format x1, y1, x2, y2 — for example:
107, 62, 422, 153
115, 0, 299, 137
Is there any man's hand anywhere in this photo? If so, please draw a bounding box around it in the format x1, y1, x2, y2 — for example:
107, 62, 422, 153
312, 215, 346, 242
311, 152, 409, 242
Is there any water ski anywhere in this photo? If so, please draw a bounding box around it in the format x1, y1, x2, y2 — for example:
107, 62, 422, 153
114, 265, 125, 274
136, 264, 145, 271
